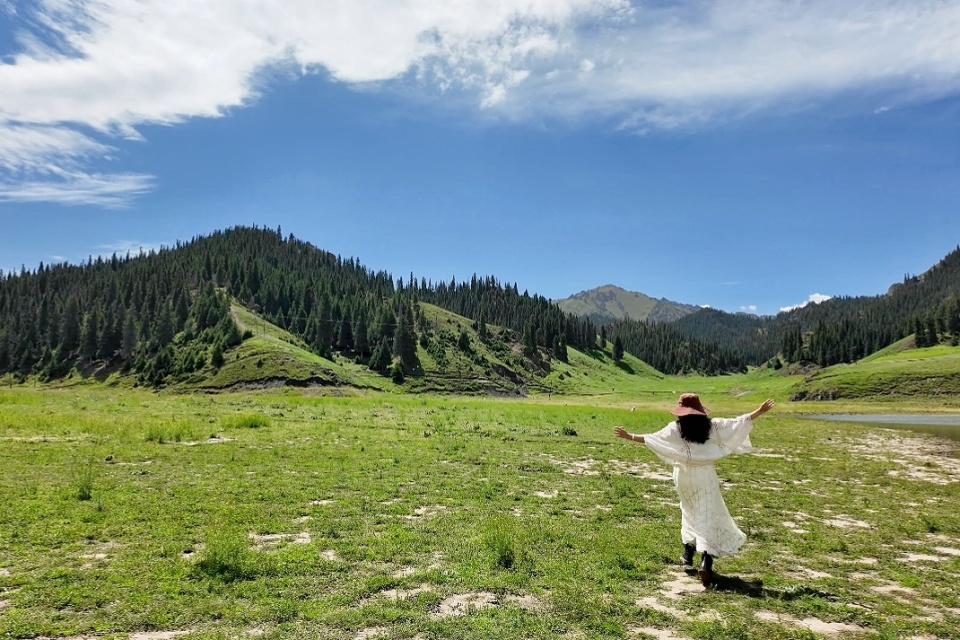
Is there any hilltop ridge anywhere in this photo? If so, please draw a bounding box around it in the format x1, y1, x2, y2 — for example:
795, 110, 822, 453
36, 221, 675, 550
556, 284, 699, 324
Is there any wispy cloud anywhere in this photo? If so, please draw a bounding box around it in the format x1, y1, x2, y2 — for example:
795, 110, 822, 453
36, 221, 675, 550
2, 0, 960, 204
740, 304, 757, 313
0, 173, 154, 207
780, 293, 832, 313
96, 240, 168, 257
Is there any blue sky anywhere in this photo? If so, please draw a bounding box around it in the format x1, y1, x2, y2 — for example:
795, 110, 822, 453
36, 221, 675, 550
2, 1, 960, 315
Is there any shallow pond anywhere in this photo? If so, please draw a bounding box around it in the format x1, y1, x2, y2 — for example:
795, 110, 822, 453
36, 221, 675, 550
803, 414, 960, 442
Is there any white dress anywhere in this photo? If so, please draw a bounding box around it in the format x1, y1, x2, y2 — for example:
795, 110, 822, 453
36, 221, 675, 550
644, 415, 754, 558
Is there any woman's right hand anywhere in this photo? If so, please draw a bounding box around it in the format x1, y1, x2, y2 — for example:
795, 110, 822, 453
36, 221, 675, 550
613, 426, 631, 440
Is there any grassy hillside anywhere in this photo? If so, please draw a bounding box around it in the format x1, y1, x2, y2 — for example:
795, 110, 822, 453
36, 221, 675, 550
196, 304, 368, 391
182, 302, 671, 396
403, 304, 666, 395
790, 343, 960, 403
8, 297, 959, 406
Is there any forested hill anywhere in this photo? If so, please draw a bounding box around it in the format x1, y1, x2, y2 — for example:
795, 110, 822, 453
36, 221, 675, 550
0, 227, 617, 386
6, 226, 950, 388
669, 245, 960, 367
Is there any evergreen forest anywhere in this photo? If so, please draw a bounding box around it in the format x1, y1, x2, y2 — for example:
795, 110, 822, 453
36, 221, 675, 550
1, 226, 959, 388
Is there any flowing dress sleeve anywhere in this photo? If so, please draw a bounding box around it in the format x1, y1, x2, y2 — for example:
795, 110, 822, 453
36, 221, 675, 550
643, 422, 693, 465
711, 414, 754, 454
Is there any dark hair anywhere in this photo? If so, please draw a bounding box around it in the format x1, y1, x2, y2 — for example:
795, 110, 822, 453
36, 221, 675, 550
677, 414, 712, 444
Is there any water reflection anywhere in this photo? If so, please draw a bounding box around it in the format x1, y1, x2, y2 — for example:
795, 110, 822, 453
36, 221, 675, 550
803, 414, 960, 442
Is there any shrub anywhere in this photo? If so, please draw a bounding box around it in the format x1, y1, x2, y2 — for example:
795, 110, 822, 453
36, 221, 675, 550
222, 413, 270, 429
73, 457, 95, 501
481, 517, 533, 572
194, 528, 259, 582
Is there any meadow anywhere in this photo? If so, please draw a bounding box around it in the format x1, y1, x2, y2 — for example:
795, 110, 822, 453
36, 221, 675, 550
1, 387, 959, 640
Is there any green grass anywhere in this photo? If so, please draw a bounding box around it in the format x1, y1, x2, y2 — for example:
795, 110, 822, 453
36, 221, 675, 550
1, 387, 959, 639
791, 344, 960, 403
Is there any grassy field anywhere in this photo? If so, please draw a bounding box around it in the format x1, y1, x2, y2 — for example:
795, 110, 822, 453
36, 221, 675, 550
1, 387, 959, 640
790, 344, 960, 403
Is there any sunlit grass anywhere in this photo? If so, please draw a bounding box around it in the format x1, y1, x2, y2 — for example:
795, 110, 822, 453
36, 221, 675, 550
0, 387, 958, 639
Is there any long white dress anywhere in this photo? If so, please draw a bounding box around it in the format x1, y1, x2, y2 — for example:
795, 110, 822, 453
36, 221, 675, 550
644, 415, 754, 558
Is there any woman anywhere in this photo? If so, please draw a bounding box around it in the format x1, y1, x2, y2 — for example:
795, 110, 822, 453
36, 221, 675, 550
613, 394, 775, 587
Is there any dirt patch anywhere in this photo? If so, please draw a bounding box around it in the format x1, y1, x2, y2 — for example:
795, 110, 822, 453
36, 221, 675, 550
378, 584, 433, 600
248, 531, 311, 549
659, 570, 707, 600
534, 490, 558, 498
869, 581, 918, 602
321, 550, 339, 561
790, 567, 833, 580
822, 515, 871, 529
849, 433, 960, 485
754, 611, 864, 636
180, 437, 235, 446
900, 553, 943, 563
354, 627, 389, 640
635, 595, 718, 621
402, 505, 448, 520
130, 633, 193, 640
934, 546, 960, 556
831, 556, 878, 566
431, 591, 539, 618
309, 499, 335, 506
628, 627, 692, 640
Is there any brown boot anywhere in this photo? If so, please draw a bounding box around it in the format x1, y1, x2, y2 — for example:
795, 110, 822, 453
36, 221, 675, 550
698, 553, 714, 587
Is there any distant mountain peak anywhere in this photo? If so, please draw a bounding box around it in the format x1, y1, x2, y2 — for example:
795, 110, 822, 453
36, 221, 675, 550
556, 285, 699, 323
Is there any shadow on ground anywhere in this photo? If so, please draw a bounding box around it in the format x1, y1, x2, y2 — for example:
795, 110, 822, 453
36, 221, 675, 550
682, 569, 836, 601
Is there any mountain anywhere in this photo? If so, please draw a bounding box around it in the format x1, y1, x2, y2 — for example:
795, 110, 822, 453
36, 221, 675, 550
556, 285, 699, 324
4, 226, 953, 389
0, 226, 700, 391
671, 245, 960, 367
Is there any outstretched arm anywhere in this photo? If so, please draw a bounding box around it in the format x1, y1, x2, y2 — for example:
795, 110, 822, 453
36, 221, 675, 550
613, 426, 644, 443
749, 399, 776, 420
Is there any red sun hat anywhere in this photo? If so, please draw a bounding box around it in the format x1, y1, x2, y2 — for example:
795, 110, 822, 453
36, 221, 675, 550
671, 393, 709, 417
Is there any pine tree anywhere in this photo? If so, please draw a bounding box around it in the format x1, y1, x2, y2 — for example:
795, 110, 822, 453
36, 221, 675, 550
121, 310, 138, 366
354, 313, 369, 357
59, 295, 81, 355
369, 338, 392, 372
337, 308, 354, 350
613, 335, 624, 363
554, 334, 568, 362
523, 323, 536, 356
79, 310, 99, 362
392, 305, 417, 370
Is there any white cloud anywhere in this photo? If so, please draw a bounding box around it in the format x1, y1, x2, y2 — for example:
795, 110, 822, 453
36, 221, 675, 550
2, 0, 960, 204
740, 305, 757, 313
0, 172, 154, 207
96, 240, 168, 256
780, 293, 833, 313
